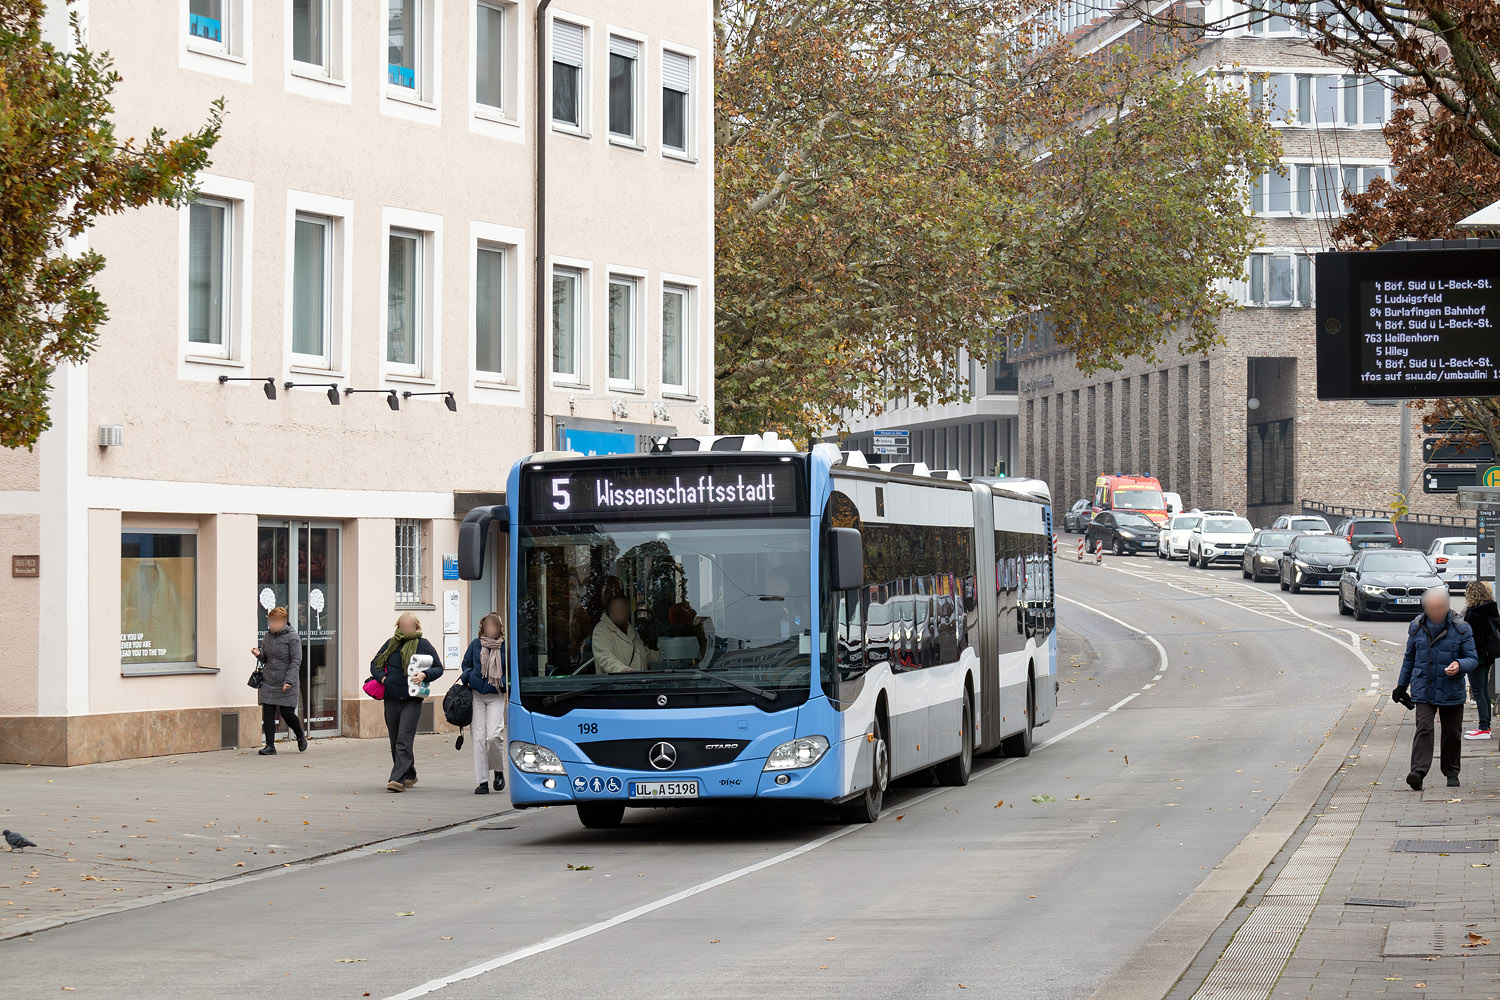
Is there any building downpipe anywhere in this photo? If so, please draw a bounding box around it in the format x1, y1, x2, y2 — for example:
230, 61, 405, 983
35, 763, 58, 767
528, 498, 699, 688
534, 0, 554, 453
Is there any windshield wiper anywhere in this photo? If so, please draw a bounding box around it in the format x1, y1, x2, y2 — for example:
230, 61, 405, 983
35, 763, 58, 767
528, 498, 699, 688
683, 668, 779, 702
541, 680, 642, 706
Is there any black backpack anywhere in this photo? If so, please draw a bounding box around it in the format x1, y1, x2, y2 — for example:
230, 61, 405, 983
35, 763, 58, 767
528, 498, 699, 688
443, 680, 473, 748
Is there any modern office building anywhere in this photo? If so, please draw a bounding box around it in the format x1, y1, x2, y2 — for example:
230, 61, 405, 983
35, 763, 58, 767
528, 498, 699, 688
1015, 1, 1434, 521
0, 0, 714, 764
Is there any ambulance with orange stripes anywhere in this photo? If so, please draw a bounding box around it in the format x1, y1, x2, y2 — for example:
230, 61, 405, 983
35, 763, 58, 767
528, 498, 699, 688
1091, 474, 1170, 527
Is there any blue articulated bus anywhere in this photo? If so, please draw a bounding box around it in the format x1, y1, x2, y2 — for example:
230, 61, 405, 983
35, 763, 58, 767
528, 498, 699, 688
456, 437, 1057, 828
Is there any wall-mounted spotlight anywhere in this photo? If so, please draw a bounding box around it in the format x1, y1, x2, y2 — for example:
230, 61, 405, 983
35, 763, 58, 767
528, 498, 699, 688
402, 390, 457, 412
344, 388, 401, 411
217, 375, 278, 400
283, 381, 341, 405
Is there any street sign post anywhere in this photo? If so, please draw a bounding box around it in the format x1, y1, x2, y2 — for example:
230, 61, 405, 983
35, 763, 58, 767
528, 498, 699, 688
871, 429, 909, 457
1423, 467, 1479, 493
1423, 439, 1498, 464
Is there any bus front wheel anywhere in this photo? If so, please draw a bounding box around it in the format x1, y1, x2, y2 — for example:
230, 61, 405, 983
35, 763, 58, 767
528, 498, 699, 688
576, 802, 625, 829
839, 716, 888, 824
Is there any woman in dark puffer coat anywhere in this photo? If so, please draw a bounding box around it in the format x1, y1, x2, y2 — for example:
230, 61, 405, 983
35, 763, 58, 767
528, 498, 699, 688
253, 606, 306, 755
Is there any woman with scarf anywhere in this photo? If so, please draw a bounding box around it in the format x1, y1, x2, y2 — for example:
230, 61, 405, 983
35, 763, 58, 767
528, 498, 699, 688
369, 613, 444, 792
460, 612, 508, 794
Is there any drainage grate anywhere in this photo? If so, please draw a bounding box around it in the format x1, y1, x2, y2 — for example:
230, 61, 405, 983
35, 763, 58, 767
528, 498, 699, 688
1392, 838, 1497, 853
1346, 896, 1416, 907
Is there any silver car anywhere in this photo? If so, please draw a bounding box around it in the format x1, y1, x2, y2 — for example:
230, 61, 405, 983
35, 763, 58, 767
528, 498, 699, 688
1271, 514, 1333, 535
1425, 536, 1478, 593
1158, 514, 1201, 560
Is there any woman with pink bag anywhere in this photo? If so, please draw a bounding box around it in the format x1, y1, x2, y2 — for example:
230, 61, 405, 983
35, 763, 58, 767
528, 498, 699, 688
367, 613, 444, 792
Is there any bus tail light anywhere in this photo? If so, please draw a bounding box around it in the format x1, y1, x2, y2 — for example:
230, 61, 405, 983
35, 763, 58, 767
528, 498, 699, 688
764, 736, 830, 770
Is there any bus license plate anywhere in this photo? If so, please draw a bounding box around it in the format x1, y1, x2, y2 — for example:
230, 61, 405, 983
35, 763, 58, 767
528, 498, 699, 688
630, 780, 699, 799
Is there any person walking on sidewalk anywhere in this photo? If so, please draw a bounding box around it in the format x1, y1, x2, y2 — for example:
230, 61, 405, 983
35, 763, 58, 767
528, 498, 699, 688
369, 613, 444, 793
1395, 587, 1478, 790
461, 612, 507, 795
1461, 579, 1497, 740
252, 606, 306, 755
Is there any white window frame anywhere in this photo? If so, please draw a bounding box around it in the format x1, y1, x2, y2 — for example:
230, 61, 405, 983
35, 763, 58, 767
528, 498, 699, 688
471, 0, 522, 137
606, 268, 645, 392
1245, 251, 1314, 308
380, 208, 443, 383
284, 191, 353, 377
469, 221, 527, 403
605, 29, 646, 149
1244, 0, 1306, 37
181, 0, 253, 83
394, 518, 426, 607
549, 13, 591, 137
382, 0, 442, 123
549, 258, 590, 387
285, 0, 351, 101
177, 174, 253, 381
1341, 74, 1392, 127
660, 277, 697, 398
660, 44, 697, 161
186, 197, 234, 360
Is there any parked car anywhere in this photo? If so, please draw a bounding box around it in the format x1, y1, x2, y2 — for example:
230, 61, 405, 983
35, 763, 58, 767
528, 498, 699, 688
1157, 514, 1202, 560
1337, 548, 1443, 620
1333, 517, 1402, 549
1086, 511, 1160, 556
1425, 536, 1478, 593
1188, 515, 1255, 568
1270, 514, 1333, 535
1278, 534, 1355, 593
1163, 491, 1183, 516
1064, 499, 1092, 533
1242, 529, 1302, 581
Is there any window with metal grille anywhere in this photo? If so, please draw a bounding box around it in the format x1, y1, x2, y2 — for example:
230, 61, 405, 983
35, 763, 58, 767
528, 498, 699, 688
395, 519, 424, 605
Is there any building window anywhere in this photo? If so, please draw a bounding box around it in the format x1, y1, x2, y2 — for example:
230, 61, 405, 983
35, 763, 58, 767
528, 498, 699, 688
552, 20, 586, 131
292, 0, 329, 70
387, 0, 423, 94
1247, 418, 1294, 506
1250, 72, 1390, 128
120, 531, 198, 673
1254, 163, 1389, 217
292, 214, 333, 366
552, 267, 583, 381
1247, 252, 1314, 307
387, 229, 424, 373
1248, 166, 1292, 214
1246, 0, 1303, 34
394, 518, 425, 606
475, 1, 508, 113
662, 49, 691, 154
475, 244, 505, 376
189, 0, 232, 52
662, 283, 689, 392
187, 198, 232, 357
608, 274, 638, 387
1343, 76, 1390, 126
608, 36, 639, 141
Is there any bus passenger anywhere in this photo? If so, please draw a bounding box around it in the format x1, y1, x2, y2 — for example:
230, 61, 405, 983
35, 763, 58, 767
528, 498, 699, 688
593, 596, 655, 673
369, 613, 444, 792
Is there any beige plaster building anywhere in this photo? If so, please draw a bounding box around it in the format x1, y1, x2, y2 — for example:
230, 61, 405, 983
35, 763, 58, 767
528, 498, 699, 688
0, 0, 714, 765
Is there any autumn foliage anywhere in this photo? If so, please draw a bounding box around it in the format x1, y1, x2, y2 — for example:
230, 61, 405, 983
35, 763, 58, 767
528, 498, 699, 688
0, 0, 221, 449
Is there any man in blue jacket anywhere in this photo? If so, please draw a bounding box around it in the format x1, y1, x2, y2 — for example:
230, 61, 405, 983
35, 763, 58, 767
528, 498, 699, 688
1395, 587, 1478, 790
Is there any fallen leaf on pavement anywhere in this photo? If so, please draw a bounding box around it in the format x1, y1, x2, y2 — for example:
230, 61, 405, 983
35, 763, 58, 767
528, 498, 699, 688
334, 958, 365, 963
895, 815, 905, 821
710, 939, 720, 944
375, 849, 399, 854
395, 911, 416, 917
1463, 932, 1490, 948
1030, 795, 1056, 804
566, 864, 594, 871
440, 937, 453, 941
1472, 863, 1490, 868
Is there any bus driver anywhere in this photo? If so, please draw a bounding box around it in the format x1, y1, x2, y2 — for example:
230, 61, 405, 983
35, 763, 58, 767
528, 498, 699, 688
593, 595, 657, 673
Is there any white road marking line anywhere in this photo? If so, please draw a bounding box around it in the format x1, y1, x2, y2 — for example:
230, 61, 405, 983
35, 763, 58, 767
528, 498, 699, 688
1056, 593, 1170, 686
1107, 692, 1141, 711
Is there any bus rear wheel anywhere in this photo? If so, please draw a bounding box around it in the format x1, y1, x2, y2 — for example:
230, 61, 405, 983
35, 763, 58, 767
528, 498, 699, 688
839, 716, 888, 824
1001, 680, 1034, 758
576, 802, 625, 829
934, 692, 973, 787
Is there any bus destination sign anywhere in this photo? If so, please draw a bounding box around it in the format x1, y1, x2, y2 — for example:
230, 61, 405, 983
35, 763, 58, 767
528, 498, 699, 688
525, 462, 804, 522
1317, 247, 1500, 400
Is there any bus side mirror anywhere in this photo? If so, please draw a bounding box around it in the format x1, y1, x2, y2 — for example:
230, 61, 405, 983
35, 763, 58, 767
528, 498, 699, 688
458, 504, 508, 581
829, 527, 864, 591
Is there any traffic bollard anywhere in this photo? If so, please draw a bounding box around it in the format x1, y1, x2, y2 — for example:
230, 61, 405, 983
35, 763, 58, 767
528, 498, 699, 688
1095, 541, 1104, 565
1076, 538, 1086, 561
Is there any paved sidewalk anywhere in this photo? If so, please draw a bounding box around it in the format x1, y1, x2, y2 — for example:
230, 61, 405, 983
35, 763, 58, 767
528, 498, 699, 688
0, 733, 513, 939
1171, 698, 1499, 1000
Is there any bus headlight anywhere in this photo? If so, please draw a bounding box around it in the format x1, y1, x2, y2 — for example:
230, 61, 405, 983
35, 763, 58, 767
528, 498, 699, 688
510, 741, 566, 774
764, 735, 830, 771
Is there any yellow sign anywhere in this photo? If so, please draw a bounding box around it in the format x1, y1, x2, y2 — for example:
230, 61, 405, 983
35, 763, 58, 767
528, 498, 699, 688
1484, 466, 1500, 488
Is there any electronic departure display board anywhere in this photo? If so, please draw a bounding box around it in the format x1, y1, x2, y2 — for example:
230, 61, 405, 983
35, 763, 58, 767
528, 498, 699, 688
1316, 247, 1500, 400
523, 460, 806, 523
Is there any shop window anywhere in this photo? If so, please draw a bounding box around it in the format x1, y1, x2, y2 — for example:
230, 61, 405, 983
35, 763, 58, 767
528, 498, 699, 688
120, 532, 198, 673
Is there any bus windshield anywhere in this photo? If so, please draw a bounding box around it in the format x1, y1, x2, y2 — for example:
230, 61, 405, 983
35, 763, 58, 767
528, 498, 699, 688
1113, 489, 1164, 510
517, 519, 812, 706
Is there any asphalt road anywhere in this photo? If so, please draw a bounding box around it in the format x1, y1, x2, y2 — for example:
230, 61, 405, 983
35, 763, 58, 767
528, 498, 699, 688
0, 547, 1412, 1000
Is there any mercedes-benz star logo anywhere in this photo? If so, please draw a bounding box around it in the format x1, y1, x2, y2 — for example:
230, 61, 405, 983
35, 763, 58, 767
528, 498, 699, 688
647, 741, 678, 770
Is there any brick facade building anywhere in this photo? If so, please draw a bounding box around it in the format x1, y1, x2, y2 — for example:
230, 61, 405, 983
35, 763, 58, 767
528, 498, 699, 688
1018, 4, 1450, 522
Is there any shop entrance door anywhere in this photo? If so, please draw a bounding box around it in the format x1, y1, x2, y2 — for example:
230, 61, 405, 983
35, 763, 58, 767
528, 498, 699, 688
257, 521, 342, 736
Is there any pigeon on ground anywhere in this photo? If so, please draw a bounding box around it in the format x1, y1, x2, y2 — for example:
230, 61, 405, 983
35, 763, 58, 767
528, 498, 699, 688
3, 829, 37, 852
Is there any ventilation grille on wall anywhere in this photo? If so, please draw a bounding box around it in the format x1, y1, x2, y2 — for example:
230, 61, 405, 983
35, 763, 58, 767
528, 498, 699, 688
98, 425, 124, 447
